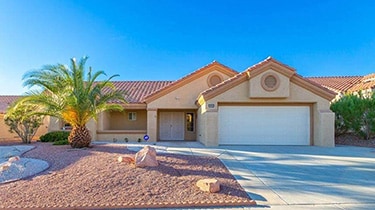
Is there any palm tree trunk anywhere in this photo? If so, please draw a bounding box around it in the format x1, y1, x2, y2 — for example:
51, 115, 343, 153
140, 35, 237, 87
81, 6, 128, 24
68, 126, 92, 148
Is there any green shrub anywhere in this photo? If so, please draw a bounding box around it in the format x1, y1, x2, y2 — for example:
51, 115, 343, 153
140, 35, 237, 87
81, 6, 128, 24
4, 100, 43, 144
40, 131, 70, 142
52, 139, 69, 145
330, 92, 375, 139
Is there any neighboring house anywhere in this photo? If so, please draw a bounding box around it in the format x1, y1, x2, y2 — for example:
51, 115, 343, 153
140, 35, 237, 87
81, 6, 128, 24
0, 57, 337, 146
0, 96, 20, 141
0, 95, 49, 141
307, 74, 375, 99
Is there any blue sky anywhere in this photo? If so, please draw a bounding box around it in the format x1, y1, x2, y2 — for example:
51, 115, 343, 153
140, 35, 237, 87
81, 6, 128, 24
1, 0, 375, 95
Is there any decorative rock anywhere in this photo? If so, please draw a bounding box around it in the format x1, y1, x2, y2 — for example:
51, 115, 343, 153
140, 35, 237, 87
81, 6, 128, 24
118, 155, 135, 164
196, 178, 221, 193
135, 146, 158, 167
0, 162, 11, 172
8, 156, 20, 163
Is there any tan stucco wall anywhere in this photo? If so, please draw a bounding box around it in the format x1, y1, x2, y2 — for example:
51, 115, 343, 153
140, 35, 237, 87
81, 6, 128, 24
96, 132, 147, 142
99, 112, 111, 130
86, 118, 97, 141
148, 70, 233, 109
249, 69, 290, 98
47, 117, 61, 132
0, 114, 19, 141
316, 110, 335, 147
147, 109, 158, 142
93, 110, 148, 141
146, 69, 233, 142
107, 110, 147, 130
197, 107, 206, 144
35, 117, 50, 139
46, 116, 97, 141
199, 70, 334, 147
197, 108, 218, 146
0, 115, 51, 142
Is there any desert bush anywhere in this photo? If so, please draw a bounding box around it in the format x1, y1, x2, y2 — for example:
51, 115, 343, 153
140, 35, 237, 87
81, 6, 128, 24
40, 131, 70, 142
331, 93, 375, 139
4, 100, 43, 144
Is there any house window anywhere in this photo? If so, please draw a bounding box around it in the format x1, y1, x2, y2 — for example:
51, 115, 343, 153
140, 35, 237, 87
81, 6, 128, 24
62, 122, 72, 130
128, 112, 137, 121
186, 113, 194, 132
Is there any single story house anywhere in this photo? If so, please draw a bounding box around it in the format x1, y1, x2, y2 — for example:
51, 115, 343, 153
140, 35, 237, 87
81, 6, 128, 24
0, 57, 338, 146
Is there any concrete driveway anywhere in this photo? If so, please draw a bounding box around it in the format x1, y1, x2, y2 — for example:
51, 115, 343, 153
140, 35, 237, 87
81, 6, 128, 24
209, 145, 375, 209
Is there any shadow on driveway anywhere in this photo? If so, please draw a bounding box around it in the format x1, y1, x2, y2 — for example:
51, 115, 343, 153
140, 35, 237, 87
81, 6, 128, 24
219, 145, 375, 206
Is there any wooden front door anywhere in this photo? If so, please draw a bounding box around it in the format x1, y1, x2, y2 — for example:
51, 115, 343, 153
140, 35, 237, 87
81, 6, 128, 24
159, 112, 184, 140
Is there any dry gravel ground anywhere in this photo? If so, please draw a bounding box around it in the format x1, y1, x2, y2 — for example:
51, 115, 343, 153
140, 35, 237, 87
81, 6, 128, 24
0, 142, 254, 209
336, 134, 375, 148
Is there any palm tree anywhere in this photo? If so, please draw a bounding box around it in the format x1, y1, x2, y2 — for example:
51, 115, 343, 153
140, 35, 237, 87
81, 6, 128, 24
22, 56, 125, 148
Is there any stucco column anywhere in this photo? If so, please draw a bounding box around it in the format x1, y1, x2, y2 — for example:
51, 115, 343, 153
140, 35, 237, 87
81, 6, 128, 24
87, 118, 97, 142
205, 111, 219, 146
147, 109, 158, 142
47, 116, 61, 132
97, 112, 104, 131
315, 110, 335, 147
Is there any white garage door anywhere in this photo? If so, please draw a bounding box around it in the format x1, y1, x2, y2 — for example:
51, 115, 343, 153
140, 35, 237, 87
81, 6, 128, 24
218, 106, 310, 145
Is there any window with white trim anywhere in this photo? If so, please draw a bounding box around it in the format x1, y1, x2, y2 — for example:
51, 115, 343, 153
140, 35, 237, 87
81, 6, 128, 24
128, 112, 137, 121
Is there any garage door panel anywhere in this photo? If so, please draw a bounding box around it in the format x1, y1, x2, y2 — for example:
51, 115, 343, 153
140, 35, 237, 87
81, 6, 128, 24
219, 106, 310, 145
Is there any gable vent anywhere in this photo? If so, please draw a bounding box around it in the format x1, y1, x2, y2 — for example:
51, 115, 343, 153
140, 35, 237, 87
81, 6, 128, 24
265, 75, 277, 89
208, 74, 223, 87
261, 73, 280, 91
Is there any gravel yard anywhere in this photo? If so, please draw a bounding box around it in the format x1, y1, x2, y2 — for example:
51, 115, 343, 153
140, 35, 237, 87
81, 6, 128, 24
335, 134, 375, 148
0, 142, 253, 209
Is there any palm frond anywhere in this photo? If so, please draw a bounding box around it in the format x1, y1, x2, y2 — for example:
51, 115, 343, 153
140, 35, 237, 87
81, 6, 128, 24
22, 56, 127, 127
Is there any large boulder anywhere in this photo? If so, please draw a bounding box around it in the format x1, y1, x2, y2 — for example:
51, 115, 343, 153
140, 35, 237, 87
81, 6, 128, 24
135, 146, 158, 168
196, 178, 221, 193
0, 162, 11, 172
8, 156, 20, 163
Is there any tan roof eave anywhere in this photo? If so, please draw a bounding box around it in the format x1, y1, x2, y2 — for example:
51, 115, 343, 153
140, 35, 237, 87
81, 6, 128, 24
198, 74, 248, 103
144, 62, 238, 103
122, 103, 147, 109
250, 62, 295, 79
291, 75, 336, 101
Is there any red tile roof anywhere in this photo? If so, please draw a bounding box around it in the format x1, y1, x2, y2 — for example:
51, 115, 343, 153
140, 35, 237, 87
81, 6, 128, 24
111, 81, 173, 103
306, 76, 363, 93
348, 73, 375, 92
0, 95, 21, 113
0, 82, 173, 113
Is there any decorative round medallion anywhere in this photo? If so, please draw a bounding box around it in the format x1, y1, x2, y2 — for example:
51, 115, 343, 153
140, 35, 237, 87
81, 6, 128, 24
261, 73, 280, 91
207, 74, 223, 87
